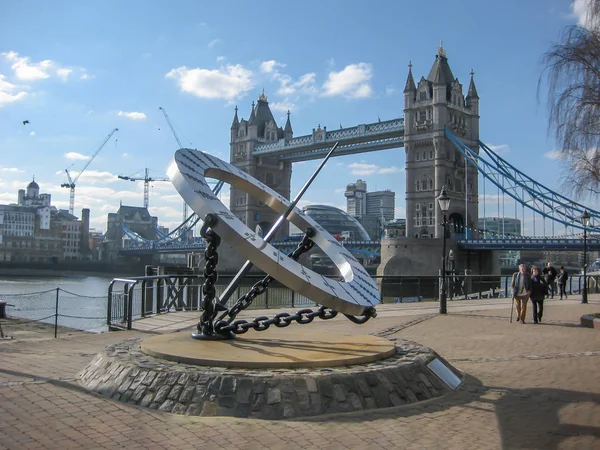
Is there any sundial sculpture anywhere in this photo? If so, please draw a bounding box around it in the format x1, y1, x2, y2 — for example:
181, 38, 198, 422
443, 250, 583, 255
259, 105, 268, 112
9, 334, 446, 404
168, 142, 380, 339
79, 142, 461, 419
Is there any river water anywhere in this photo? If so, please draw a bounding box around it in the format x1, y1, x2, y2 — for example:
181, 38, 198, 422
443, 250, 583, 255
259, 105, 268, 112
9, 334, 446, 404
0, 274, 115, 333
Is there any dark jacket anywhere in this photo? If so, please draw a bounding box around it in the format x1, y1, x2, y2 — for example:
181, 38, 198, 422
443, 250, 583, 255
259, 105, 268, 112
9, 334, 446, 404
542, 265, 558, 282
511, 271, 532, 296
530, 274, 547, 301
557, 270, 569, 284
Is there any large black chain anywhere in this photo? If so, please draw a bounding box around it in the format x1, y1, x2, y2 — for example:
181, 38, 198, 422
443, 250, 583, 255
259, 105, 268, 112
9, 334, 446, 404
214, 305, 338, 335
197, 214, 221, 337
197, 224, 377, 338
216, 228, 315, 324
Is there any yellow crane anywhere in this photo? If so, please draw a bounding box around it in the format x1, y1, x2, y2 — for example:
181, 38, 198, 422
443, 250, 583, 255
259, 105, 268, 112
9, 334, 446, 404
118, 168, 169, 209
61, 128, 119, 215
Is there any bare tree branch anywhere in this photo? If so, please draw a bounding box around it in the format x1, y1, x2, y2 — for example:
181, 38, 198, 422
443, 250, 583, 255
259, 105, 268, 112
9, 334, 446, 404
539, 0, 600, 198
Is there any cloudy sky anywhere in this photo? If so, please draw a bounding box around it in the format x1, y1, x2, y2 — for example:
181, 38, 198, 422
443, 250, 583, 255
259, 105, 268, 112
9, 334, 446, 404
0, 0, 594, 235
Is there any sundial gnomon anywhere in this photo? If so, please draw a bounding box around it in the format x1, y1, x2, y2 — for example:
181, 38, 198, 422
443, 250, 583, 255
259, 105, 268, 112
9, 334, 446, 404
168, 143, 379, 339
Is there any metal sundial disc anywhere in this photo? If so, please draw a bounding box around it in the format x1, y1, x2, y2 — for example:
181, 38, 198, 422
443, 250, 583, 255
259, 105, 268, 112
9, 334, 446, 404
168, 149, 380, 316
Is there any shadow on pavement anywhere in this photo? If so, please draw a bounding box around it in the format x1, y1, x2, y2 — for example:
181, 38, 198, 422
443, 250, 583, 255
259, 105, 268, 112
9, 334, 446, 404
297, 373, 600, 449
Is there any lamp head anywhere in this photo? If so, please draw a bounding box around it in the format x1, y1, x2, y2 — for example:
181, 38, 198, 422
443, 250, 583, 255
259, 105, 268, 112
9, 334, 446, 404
581, 209, 591, 228
437, 186, 450, 213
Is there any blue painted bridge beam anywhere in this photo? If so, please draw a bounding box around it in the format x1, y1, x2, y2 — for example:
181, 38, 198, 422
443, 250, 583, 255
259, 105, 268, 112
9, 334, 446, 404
252, 118, 404, 162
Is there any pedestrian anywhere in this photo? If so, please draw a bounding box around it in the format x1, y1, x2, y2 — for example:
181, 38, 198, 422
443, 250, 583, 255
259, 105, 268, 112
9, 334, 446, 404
542, 262, 558, 298
557, 265, 569, 299
511, 263, 531, 324
530, 266, 547, 324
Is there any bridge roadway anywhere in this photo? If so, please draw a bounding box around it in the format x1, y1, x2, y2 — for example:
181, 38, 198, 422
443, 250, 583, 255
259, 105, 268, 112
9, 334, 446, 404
458, 237, 600, 250
119, 237, 600, 255
252, 118, 404, 162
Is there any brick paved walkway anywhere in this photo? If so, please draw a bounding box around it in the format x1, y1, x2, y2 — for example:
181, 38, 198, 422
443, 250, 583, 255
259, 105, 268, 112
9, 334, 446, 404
1, 297, 599, 449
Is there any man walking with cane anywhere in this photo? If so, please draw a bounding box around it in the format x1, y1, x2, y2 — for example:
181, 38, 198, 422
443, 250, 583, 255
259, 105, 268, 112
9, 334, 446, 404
511, 263, 531, 323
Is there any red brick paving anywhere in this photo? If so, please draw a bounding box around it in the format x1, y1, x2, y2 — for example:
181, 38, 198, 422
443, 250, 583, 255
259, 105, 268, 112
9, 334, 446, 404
1, 298, 599, 449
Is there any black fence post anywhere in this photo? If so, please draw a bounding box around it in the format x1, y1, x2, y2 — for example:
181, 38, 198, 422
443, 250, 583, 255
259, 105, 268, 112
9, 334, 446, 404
54, 287, 59, 338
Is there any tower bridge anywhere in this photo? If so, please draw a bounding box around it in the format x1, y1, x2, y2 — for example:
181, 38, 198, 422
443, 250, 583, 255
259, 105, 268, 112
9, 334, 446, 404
121, 43, 600, 278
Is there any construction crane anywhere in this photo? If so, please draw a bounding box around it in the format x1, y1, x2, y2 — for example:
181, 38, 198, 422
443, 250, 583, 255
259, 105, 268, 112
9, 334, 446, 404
159, 106, 190, 222
61, 128, 119, 215
118, 168, 169, 209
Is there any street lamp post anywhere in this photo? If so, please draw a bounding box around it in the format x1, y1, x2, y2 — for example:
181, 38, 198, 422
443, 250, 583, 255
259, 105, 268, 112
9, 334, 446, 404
581, 209, 590, 304
437, 187, 451, 314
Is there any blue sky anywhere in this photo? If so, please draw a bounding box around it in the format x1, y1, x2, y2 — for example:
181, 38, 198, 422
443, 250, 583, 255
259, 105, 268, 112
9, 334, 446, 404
0, 0, 592, 234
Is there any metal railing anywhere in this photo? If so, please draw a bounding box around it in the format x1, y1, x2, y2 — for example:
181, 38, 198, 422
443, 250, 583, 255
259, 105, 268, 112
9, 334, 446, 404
1, 288, 107, 336
107, 272, 600, 330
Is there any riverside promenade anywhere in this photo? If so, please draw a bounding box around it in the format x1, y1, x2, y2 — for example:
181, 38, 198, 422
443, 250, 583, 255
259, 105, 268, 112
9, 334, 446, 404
1, 296, 599, 449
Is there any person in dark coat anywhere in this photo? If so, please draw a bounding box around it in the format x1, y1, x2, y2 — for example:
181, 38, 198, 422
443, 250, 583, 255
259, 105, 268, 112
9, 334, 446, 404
542, 262, 558, 298
557, 266, 568, 300
530, 266, 548, 324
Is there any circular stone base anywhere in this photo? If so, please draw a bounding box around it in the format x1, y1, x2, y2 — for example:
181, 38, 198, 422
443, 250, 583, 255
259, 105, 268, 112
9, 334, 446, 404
78, 336, 463, 419
141, 328, 396, 369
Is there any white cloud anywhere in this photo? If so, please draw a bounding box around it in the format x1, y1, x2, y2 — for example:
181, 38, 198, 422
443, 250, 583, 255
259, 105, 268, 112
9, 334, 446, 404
118, 110, 147, 120
216, 56, 225, 62
0, 74, 27, 107
385, 86, 398, 96
166, 64, 254, 100
0, 192, 16, 203
0, 166, 24, 173
348, 162, 399, 176
572, 0, 592, 27
270, 98, 296, 113
1, 51, 92, 84
334, 188, 345, 193
260, 60, 286, 74
65, 152, 90, 161
545, 150, 562, 160
322, 63, 373, 98
80, 72, 93, 80
378, 166, 401, 174
277, 72, 317, 97
486, 143, 510, 154
74, 170, 120, 184
57, 67, 72, 81
2, 51, 52, 80
122, 152, 130, 158
208, 38, 222, 48
29, 131, 35, 136
348, 162, 378, 176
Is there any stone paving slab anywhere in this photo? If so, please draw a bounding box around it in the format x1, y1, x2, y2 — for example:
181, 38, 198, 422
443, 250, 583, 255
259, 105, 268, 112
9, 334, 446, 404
0, 298, 599, 449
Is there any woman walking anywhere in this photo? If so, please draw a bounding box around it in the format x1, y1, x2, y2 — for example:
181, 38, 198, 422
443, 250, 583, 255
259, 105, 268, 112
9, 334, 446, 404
530, 266, 548, 324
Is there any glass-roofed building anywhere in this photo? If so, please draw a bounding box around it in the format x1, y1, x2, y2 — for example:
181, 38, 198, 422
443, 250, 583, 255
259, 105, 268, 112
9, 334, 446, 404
302, 204, 371, 240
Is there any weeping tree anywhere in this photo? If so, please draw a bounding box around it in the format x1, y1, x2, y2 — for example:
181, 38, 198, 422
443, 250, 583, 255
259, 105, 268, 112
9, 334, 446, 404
540, 0, 600, 196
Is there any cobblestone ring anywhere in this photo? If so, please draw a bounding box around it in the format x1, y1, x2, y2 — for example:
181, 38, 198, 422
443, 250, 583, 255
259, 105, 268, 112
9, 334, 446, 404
168, 149, 380, 316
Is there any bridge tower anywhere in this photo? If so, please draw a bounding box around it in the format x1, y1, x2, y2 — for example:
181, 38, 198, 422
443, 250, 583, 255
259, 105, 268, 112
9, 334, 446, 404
403, 42, 480, 239
378, 43, 492, 280
229, 92, 293, 238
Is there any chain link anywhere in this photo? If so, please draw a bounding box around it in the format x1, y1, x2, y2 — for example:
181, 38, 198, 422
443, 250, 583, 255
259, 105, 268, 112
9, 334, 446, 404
197, 214, 221, 336
214, 305, 339, 335
217, 228, 315, 324
199, 225, 377, 337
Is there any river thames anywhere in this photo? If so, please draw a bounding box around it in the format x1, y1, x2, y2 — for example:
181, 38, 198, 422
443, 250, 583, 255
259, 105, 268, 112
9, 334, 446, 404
0, 273, 117, 333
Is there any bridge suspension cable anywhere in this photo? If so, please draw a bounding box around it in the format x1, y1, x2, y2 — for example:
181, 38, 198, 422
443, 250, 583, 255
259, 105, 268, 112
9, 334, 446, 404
445, 128, 600, 233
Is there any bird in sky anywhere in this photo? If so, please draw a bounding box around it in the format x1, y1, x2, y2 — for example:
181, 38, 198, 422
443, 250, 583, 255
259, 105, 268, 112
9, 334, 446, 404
22, 120, 29, 125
